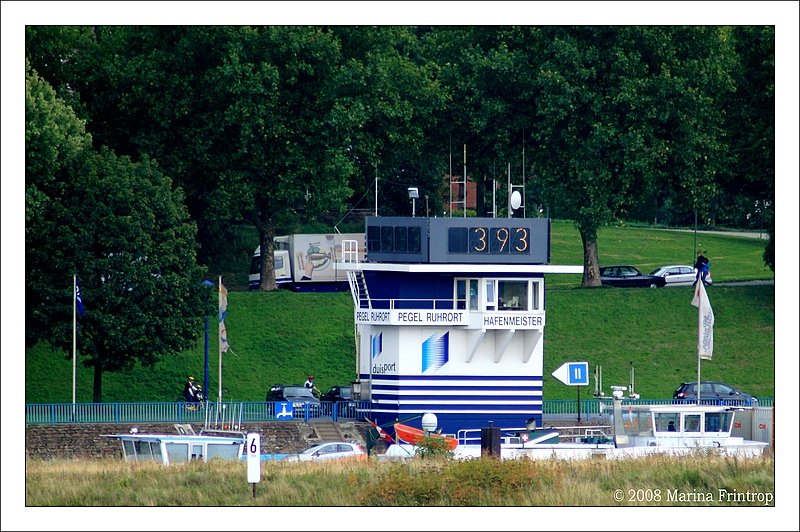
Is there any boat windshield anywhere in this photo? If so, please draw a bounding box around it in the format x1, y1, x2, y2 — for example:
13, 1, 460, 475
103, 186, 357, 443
654, 412, 680, 432
704, 411, 733, 432
122, 439, 163, 462
207, 442, 243, 460
652, 410, 734, 435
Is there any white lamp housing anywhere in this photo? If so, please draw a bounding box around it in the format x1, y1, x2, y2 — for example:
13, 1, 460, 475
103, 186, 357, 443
421, 412, 438, 433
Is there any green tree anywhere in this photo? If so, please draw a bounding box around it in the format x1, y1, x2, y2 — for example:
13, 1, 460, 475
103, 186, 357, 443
29, 26, 450, 289
418, 26, 534, 217
722, 26, 774, 269
529, 27, 734, 285
331, 26, 449, 220
26, 63, 208, 401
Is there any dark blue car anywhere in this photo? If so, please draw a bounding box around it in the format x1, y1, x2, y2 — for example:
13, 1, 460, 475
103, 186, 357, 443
673, 381, 758, 407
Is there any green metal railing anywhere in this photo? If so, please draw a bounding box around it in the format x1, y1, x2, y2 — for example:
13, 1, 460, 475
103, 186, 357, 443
25, 400, 371, 425
26, 398, 772, 426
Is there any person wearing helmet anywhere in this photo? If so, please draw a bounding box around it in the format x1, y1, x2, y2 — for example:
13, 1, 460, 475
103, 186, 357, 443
184, 375, 199, 403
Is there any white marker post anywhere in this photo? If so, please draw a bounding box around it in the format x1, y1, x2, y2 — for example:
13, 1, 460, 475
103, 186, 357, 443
246, 432, 261, 499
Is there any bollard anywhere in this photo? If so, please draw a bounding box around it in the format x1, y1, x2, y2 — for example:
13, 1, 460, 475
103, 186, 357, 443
480, 421, 501, 458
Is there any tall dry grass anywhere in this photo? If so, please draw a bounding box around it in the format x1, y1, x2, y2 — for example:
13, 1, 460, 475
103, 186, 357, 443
25, 453, 774, 507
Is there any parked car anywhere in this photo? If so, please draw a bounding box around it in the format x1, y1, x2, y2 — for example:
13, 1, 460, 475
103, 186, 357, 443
282, 441, 366, 462
649, 265, 712, 287
321, 385, 354, 404
320, 385, 358, 418
599, 265, 667, 288
673, 381, 758, 406
266, 384, 322, 414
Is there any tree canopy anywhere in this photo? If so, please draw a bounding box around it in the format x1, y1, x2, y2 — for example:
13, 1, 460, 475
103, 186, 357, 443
25, 25, 774, 313
26, 62, 209, 401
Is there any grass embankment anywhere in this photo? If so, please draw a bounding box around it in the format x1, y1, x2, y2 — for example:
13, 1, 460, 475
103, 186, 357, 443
25, 454, 774, 506
25, 223, 774, 403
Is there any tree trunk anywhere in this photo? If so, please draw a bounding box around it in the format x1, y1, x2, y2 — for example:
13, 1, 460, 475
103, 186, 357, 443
92, 364, 103, 403
253, 215, 277, 291
476, 174, 486, 217
580, 231, 602, 287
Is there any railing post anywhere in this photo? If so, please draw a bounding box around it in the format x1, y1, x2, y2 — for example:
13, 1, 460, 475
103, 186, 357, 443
332, 402, 338, 422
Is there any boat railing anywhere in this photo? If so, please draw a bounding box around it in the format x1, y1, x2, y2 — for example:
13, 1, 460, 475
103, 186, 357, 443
456, 427, 528, 446
554, 425, 613, 443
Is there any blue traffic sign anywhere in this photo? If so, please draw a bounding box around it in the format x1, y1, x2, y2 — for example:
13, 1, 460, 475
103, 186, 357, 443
552, 361, 589, 386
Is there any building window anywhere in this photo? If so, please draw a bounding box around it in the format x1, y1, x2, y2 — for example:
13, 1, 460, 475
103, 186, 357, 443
455, 279, 467, 310
529, 280, 542, 310
498, 280, 527, 310
469, 280, 478, 310
484, 280, 496, 311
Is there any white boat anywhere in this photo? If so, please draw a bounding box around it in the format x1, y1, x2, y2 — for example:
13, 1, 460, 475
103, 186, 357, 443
382, 401, 769, 461
104, 425, 245, 465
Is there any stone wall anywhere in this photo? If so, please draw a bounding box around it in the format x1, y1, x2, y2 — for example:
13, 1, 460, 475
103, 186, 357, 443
25, 421, 373, 461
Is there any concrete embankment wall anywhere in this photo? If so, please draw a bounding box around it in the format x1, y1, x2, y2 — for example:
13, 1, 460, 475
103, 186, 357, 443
25, 421, 372, 461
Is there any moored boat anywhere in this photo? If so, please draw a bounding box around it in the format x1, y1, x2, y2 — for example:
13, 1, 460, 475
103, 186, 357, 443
104, 426, 245, 465
382, 400, 769, 461
393, 422, 459, 450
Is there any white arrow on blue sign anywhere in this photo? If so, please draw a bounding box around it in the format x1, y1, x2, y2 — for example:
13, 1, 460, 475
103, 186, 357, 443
552, 361, 589, 386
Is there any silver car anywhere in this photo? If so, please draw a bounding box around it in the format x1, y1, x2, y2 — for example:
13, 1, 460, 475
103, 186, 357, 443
649, 265, 712, 287
283, 441, 366, 462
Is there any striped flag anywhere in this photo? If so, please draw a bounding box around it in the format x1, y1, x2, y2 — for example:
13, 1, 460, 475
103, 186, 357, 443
219, 281, 229, 353
691, 281, 714, 360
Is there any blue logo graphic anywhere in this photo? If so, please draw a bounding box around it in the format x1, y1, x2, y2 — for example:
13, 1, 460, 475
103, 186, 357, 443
371, 333, 383, 359
422, 332, 449, 373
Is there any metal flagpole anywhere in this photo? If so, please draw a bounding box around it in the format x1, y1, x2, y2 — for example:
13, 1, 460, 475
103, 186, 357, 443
72, 274, 77, 417
697, 344, 701, 406
218, 275, 223, 406
695, 282, 701, 406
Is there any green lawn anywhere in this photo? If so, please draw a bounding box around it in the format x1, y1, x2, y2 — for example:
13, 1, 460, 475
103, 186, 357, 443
25, 223, 775, 404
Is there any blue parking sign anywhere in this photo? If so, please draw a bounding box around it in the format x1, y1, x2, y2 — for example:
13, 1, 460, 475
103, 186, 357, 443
568, 362, 589, 385
553, 361, 589, 386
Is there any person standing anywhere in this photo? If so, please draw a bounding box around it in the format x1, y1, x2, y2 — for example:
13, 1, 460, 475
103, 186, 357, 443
304, 375, 320, 397
692, 251, 710, 287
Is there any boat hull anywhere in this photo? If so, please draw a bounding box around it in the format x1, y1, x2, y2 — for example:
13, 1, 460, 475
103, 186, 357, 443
394, 422, 458, 451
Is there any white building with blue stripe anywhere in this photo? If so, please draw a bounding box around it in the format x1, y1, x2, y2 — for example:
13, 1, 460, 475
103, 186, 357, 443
342, 216, 582, 436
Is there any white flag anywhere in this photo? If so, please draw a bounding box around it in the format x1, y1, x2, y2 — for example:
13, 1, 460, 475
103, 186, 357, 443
219, 281, 230, 353
691, 281, 714, 360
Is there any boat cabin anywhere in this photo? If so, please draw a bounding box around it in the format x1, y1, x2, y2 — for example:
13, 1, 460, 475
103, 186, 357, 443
617, 404, 742, 448
106, 430, 245, 465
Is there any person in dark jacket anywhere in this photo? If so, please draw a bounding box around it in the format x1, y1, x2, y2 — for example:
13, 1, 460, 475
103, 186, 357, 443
183, 375, 199, 402
692, 251, 710, 287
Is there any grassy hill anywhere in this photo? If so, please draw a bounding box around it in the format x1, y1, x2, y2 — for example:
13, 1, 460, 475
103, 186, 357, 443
25, 223, 775, 404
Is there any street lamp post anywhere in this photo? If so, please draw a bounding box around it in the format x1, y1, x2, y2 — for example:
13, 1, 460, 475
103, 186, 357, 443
408, 187, 419, 217
201, 279, 215, 400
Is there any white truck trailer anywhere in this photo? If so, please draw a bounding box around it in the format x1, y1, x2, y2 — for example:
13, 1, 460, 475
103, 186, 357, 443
248, 233, 365, 292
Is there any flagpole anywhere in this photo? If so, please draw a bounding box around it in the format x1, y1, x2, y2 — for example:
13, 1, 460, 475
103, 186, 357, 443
692, 281, 715, 406
697, 342, 701, 406
218, 275, 223, 406
72, 274, 77, 413
695, 282, 701, 406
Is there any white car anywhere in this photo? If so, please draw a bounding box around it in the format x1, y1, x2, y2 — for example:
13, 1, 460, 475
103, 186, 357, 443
283, 441, 366, 462
648, 265, 712, 287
